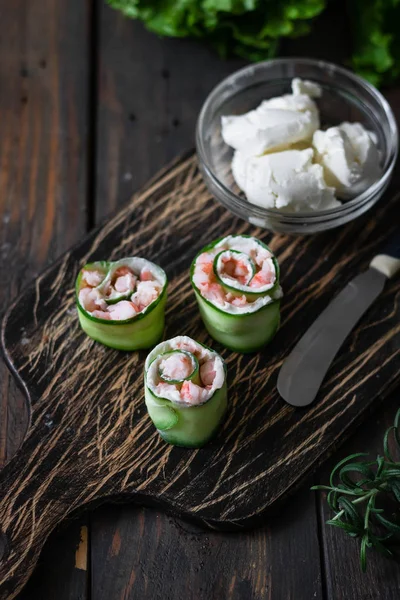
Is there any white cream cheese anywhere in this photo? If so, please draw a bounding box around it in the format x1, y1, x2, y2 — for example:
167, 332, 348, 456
221, 78, 381, 212
232, 148, 339, 212
313, 122, 381, 198
221, 79, 320, 156
291, 77, 322, 98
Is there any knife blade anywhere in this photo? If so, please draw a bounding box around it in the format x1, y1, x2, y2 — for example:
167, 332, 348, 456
277, 230, 400, 408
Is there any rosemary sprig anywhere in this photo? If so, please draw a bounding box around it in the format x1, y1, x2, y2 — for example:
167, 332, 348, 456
312, 408, 400, 571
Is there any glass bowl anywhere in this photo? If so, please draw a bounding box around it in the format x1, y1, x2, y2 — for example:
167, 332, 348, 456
196, 58, 398, 235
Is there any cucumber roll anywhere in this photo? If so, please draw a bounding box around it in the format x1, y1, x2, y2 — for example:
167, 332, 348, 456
75, 257, 167, 351
144, 336, 227, 447
190, 235, 282, 353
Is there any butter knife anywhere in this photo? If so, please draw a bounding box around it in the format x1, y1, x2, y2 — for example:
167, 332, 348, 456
277, 231, 400, 407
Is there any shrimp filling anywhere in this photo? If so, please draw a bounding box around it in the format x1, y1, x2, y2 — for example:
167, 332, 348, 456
192, 235, 281, 314
217, 251, 254, 288
159, 351, 196, 382
146, 336, 225, 405
78, 259, 165, 321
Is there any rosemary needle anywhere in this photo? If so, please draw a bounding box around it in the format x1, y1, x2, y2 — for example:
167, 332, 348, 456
312, 408, 400, 572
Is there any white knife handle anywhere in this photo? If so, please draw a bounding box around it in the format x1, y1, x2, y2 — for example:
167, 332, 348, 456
370, 230, 400, 279
370, 255, 400, 278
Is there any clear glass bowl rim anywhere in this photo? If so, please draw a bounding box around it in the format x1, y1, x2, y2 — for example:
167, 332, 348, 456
196, 57, 399, 221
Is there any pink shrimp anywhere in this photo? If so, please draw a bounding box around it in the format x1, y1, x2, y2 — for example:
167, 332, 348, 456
234, 259, 250, 278
200, 359, 216, 386
193, 266, 210, 288
221, 257, 251, 285
160, 354, 192, 380
204, 282, 225, 305
176, 339, 198, 354
113, 266, 132, 277
114, 273, 136, 293
91, 309, 112, 320
79, 287, 107, 312
193, 257, 216, 290
131, 281, 160, 311
250, 268, 274, 288
130, 300, 140, 313
82, 269, 104, 288
221, 257, 235, 277
107, 300, 137, 320
201, 262, 213, 275
140, 267, 154, 282
230, 294, 247, 307
197, 252, 213, 265
155, 382, 174, 398
255, 247, 272, 267
180, 381, 205, 405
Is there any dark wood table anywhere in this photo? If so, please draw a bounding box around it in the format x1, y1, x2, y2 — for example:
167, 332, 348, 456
1, 2, 399, 598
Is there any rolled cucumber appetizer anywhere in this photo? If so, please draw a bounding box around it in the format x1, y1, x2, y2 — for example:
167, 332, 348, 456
144, 336, 227, 447
76, 257, 167, 350
191, 235, 282, 353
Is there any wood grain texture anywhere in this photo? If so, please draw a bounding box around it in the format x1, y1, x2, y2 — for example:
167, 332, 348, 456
1, 151, 400, 597
95, 8, 246, 221
318, 404, 400, 600
91, 494, 322, 600
0, 0, 88, 464
17, 519, 89, 600
0, 1, 92, 599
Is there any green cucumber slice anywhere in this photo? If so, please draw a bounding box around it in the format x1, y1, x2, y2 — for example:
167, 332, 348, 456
75, 257, 168, 350
195, 287, 281, 352
76, 290, 167, 350
104, 291, 132, 305
144, 337, 228, 448
144, 381, 227, 447
152, 406, 179, 431
190, 234, 282, 353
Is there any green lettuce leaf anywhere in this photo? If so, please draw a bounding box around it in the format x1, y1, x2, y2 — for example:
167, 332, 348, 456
107, 0, 400, 86
107, 0, 326, 59
348, 0, 400, 86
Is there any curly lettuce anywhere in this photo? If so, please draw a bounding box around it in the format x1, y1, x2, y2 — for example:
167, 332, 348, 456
107, 0, 400, 86
348, 0, 400, 86
107, 0, 326, 60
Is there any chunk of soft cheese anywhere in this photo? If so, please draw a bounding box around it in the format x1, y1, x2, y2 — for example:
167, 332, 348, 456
221, 78, 320, 156
222, 79, 381, 211
313, 122, 381, 198
291, 77, 322, 99
232, 148, 340, 212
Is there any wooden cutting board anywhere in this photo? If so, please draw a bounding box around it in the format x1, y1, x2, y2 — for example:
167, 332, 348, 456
1, 153, 400, 599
